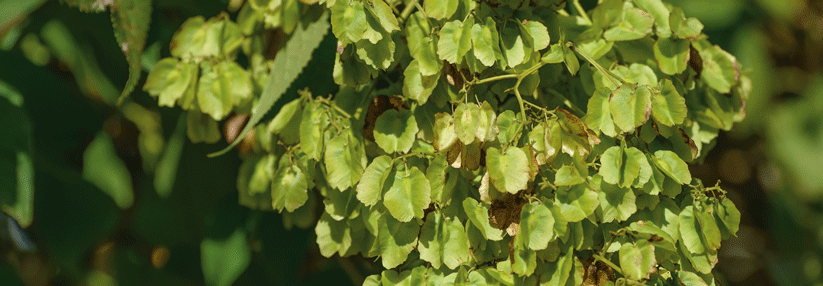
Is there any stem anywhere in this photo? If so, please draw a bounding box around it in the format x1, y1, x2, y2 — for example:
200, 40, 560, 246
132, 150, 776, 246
592, 254, 623, 275
399, 0, 419, 24
474, 73, 518, 85
572, 0, 593, 25
571, 43, 628, 86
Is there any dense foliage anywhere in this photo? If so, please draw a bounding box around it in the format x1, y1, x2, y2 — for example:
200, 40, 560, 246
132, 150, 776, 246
137, 0, 748, 284
1, 0, 751, 285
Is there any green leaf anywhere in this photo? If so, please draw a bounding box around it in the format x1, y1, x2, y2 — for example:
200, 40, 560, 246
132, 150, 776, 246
267, 98, 303, 145
356, 35, 396, 70
519, 202, 554, 250
599, 146, 650, 188
0, 96, 33, 227
111, 0, 152, 105
376, 213, 420, 269
186, 110, 221, 144
486, 147, 530, 194
511, 241, 538, 276
315, 212, 357, 257
541, 44, 564, 64
424, 0, 458, 20
598, 176, 637, 222
592, 0, 624, 29
555, 184, 599, 222
143, 59, 193, 107
524, 21, 550, 51
271, 163, 309, 212
677, 271, 709, 286
414, 36, 442, 76
669, 7, 703, 39
383, 165, 432, 222
539, 245, 574, 286
418, 211, 471, 269
653, 37, 689, 75
237, 155, 274, 210
196, 62, 234, 120
325, 132, 367, 191
155, 114, 186, 199
500, 23, 531, 68
584, 87, 618, 137
374, 109, 419, 154
619, 241, 656, 281
472, 18, 501, 67
331, 1, 369, 45
299, 101, 330, 160
201, 229, 251, 286
633, 0, 671, 38
433, 113, 458, 151
700, 45, 740, 94
554, 165, 586, 187
454, 102, 481, 145
679, 204, 705, 254
210, 12, 329, 157
403, 60, 440, 104
368, 0, 400, 32
462, 198, 504, 241
323, 186, 362, 222
610, 84, 652, 132
438, 18, 474, 64
652, 150, 691, 184
652, 79, 688, 126
604, 7, 654, 41
356, 155, 394, 206
83, 132, 134, 209
714, 198, 741, 239
475, 101, 499, 143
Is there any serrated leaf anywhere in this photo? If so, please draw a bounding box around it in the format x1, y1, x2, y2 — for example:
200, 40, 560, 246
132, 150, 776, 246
376, 213, 420, 269
424, 0, 458, 20
472, 18, 501, 67
374, 109, 419, 154
271, 163, 309, 212
619, 241, 656, 281
383, 165, 431, 222
201, 229, 251, 286
419, 211, 471, 269
325, 132, 367, 191
555, 165, 586, 186
438, 18, 474, 64
462, 198, 504, 241
356, 155, 393, 206
654, 37, 689, 75
83, 132, 134, 209
584, 87, 618, 137
610, 84, 652, 132
454, 102, 480, 145
211, 13, 329, 156
652, 79, 688, 126
111, 0, 152, 105
556, 184, 599, 222
598, 177, 637, 222
519, 202, 554, 250
652, 150, 691, 184
403, 60, 440, 104
486, 147, 530, 194
299, 101, 330, 160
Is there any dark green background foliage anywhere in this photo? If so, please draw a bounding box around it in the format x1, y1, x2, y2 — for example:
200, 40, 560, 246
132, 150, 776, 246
0, 0, 820, 285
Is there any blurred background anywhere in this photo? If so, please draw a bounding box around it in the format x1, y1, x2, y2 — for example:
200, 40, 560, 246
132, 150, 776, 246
0, 0, 822, 285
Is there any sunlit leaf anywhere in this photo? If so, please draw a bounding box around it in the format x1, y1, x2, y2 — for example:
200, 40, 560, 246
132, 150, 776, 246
486, 147, 530, 194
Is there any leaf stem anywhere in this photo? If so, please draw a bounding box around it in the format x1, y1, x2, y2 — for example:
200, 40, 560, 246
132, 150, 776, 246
399, 0, 419, 24
474, 73, 519, 85
572, 0, 593, 25
570, 43, 628, 86
593, 254, 623, 275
